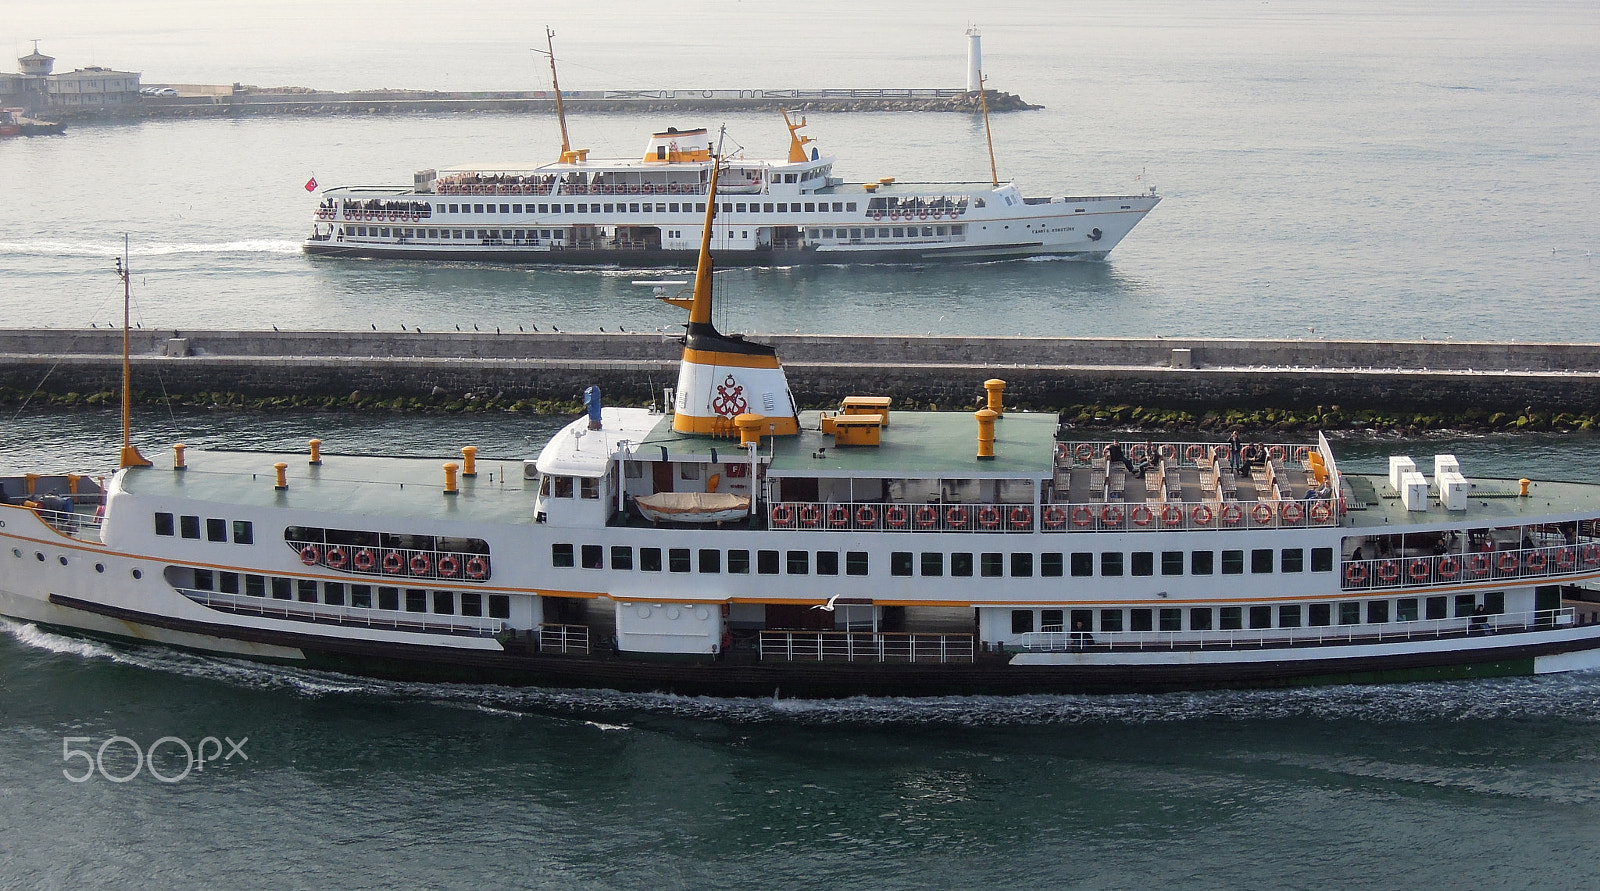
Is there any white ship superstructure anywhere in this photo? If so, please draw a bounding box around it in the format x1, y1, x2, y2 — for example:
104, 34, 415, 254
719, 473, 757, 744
304, 114, 1160, 266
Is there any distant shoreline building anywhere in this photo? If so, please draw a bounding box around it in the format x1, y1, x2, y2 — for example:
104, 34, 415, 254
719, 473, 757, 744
0, 43, 140, 111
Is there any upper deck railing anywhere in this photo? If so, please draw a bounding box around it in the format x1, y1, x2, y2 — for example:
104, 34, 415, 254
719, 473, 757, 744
1342, 543, 1600, 591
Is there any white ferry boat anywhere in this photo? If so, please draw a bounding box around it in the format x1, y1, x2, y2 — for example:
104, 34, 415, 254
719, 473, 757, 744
302, 110, 1160, 266
9, 165, 1600, 697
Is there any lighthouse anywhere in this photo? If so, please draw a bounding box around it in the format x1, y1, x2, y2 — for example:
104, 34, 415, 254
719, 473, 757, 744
965, 26, 982, 92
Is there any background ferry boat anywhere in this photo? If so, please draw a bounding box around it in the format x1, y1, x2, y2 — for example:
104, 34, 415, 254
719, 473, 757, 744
9, 163, 1600, 699
303, 114, 1160, 266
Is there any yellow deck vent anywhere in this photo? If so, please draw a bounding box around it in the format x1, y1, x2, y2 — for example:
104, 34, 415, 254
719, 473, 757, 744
841, 396, 892, 426
833, 414, 884, 447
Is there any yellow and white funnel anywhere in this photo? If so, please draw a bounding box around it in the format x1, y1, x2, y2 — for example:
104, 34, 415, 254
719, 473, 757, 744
669, 158, 799, 439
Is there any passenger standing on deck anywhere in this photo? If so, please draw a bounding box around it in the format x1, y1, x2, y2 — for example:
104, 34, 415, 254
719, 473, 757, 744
1228, 430, 1242, 473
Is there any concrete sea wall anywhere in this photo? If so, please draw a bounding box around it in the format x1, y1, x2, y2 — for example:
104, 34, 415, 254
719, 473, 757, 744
1, 330, 1597, 422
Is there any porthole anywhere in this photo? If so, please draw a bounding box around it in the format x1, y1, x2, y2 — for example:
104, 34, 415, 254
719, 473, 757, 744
58, 556, 68, 566
635, 606, 652, 619
666, 606, 681, 621
131, 569, 143, 580
95, 563, 105, 573
35, 552, 45, 562
10, 548, 19, 558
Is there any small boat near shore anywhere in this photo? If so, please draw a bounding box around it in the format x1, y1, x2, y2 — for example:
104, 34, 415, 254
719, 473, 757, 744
8, 163, 1600, 699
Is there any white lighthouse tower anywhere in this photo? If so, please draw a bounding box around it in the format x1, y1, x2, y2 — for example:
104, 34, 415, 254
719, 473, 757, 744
965, 26, 983, 92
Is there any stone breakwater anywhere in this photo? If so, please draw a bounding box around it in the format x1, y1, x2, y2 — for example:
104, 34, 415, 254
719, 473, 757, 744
1, 330, 1596, 430
50, 88, 1037, 121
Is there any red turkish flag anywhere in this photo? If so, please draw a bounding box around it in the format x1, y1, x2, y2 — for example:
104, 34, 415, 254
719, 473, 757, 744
304, 176, 318, 192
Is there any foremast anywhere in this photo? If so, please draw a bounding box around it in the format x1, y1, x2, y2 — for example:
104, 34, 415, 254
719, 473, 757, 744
114, 240, 150, 469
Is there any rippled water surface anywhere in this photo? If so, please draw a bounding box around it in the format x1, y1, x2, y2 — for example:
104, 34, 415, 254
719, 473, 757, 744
5, 1, 1600, 887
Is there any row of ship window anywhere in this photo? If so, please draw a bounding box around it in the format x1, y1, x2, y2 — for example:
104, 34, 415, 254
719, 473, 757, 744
188, 569, 511, 618
347, 226, 560, 241
551, 544, 1336, 577
1011, 592, 1506, 634
430, 201, 861, 215
154, 512, 253, 544
810, 225, 964, 240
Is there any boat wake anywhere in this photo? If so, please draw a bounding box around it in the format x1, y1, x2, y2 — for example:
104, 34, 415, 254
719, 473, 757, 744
0, 239, 302, 258
7, 615, 1600, 727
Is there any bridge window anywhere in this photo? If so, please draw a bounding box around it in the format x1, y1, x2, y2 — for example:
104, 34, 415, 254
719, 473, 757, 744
1131, 552, 1153, 577
180, 515, 201, 539
846, 552, 869, 576
890, 551, 912, 577
1281, 548, 1304, 573
1367, 600, 1390, 624
757, 549, 780, 574
786, 551, 809, 574
155, 513, 174, 536
1160, 608, 1182, 631
640, 548, 662, 572
921, 552, 943, 577
700, 549, 721, 573
669, 548, 691, 572
981, 553, 1004, 578
1011, 553, 1033, 577
1221, 550, 1243, 574
1041, 553, 1063, 577
1162, 551, 1184, 575
1071, 552, 1093, 577
1190, 608, 1212, 630
1100, 610, 1123, 632
951, 552, 973, 577
1311, 547, 1334, 572
728, 549, 749, 573
581, 545, 603, 569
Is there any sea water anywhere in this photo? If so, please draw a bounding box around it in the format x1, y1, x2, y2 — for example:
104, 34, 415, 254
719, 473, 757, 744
3, 1, 1600, 887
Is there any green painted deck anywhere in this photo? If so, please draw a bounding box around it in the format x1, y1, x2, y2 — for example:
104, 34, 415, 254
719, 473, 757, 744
635, 410, 1058, 478
1344, 475, 1600, 528
121, 450, 541, 525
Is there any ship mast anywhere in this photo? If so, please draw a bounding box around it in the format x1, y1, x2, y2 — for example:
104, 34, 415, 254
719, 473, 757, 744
978, 73, 999, 188
538, 27, 587, 163
115, 236, 150, 469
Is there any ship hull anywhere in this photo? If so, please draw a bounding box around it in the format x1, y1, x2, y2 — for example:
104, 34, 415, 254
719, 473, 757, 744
23, 591, 1600, 699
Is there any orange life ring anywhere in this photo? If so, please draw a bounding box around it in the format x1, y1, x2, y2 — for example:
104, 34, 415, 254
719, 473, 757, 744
799, 505, 822, 528
1557, 547, 1576, 568
1100, 505, 1124, 525
1215, 444, 1233, 460
1070, 506, 1094, 528
1466, 554, 1490, 576
1158, 444, 1177, 461
1190, 504, 1214, 526
918, 211, 929, 220
1437, 556, 1460, 579
382, 551, 404, 574
1377, 560, 1400, 582
465, 556, 489, 580
855, 505, 879, 527
1279, 501, 1304, 524
1009, 507, 1032, 529
299, 544, 320, 566
1161, 505, 1184, 527
828, 506, 851, 528
872, 211, 883, 221
353, 548, 376, 572
1129, 444, 1148, 462
770, 504, 793, 525
1131, 505, 1153, 527
1251, 503, 1275, 526
1074, 443, 1093, 462
410, 553, 432, 576
324, 546, 348, 570
1268, 445, 1286, 461
1525, 551, 1547, 571
914, 506, 939, 529
1345, 563, 1368, 584
1407, 560, 1431, 582
436, 554, 460, 578
1220, 504, 1244, 526
885, 506, 908, 528
1295, 446, 1310, 462
1185, 445, 1205, 462
1310, 501, 1333, 523
1497, 552, 1519, 573
1043, 506, 1067, 529
978, 507, 1002, 529
945, 506, 969, 527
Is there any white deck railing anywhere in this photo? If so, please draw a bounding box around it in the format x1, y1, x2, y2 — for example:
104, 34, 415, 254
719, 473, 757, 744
1017, 606, 1574, 652
766, 496, 1338, 533
759, 630, 974, 663
178, 588, 504, 637
1342, 545, 1600, 590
